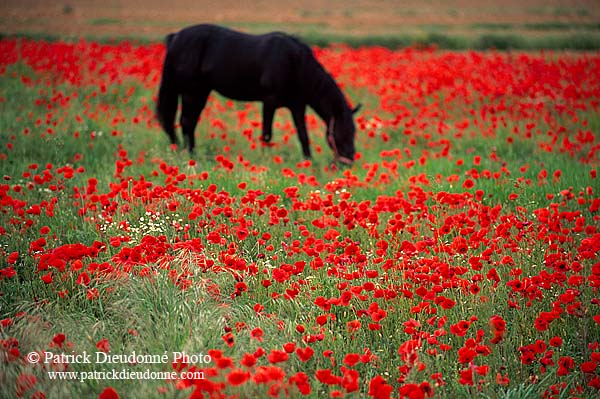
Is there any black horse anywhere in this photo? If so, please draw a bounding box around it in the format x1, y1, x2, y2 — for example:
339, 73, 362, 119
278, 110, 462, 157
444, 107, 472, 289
156, 24, 360, 165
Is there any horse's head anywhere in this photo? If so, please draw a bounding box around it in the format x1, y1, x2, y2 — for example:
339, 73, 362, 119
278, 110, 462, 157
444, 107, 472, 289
327, 104, 361, 166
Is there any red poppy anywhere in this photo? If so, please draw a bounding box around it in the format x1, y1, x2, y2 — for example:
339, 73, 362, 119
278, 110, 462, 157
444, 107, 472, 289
496, 373, 509, 385
96, 338, 110, 353
458, 347, 477, 364
7, 252, 19, 265
581, 361, 597, 373
368, 375, 393, 399
87, 288, 99, 300
398, 383, 426, 399
449, 320, 471, 337
316, 314, 328, 326
549, 336, 563, 347
222, 332, 235, 348
347, 319, 361, 332
77, 272, 91, 286
250, 327, 264, 342
316, 369, 341, 385
40, 272, 53, 284
227, 369, 250, 386
283, 342, 296, 353
295, 346, 314, 362
289, 371, 311, 395
343, 353, 360, 367
462, 178, 475, 189
458, 368, 473, 386
52, 333, 66, 348
98, 387, 119, 399
266, 349, 289, 364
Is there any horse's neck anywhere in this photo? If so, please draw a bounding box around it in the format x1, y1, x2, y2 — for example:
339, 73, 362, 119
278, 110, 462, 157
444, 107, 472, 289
305, 74, 344, 124
309, 97, 333, 124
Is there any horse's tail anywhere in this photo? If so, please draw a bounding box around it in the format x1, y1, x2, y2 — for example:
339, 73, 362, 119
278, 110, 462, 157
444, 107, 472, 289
156, 36, 179, 144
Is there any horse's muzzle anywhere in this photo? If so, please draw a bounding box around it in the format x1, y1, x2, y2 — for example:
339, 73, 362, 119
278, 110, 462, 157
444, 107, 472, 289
336, 155, 354, 166
328, 134, 351, 165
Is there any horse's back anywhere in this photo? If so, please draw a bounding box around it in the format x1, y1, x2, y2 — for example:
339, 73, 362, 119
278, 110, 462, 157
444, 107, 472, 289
165, 24, 310, 101
162, 25, 213, 83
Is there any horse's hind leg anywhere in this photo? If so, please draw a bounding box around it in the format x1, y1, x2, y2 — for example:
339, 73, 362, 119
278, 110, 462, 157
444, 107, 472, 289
262, 99, 276, 143
180, 90, 209, 154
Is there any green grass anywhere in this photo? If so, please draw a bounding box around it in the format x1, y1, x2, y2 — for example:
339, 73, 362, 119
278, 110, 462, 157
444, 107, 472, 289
89, 18, 122, 26
0, 41, 599, 399
4, 30, 600, 50
472, 22, 600, 31
307, 32, 600, 50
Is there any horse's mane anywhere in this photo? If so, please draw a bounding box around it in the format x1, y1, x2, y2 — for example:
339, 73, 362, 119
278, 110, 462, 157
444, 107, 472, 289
292, 39, 348, 119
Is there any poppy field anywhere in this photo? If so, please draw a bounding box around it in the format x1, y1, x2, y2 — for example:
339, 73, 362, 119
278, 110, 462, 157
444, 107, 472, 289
0, 38, 599, 399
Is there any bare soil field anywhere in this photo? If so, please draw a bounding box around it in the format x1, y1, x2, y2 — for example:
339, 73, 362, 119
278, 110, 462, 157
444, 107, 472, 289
1, 0, 600, 42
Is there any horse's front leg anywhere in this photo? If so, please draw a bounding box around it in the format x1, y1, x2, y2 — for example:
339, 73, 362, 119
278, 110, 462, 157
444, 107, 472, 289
262, 99, 275, 143
290, 105, 311, 159
163, 124, 179, 148
180, 90, 209, 155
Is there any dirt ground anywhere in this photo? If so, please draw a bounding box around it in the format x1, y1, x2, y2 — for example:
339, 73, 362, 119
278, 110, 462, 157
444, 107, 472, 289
2, 0, 600, 40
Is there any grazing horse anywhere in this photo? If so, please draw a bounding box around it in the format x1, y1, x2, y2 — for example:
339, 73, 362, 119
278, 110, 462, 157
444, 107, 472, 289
156, 24, 360, 165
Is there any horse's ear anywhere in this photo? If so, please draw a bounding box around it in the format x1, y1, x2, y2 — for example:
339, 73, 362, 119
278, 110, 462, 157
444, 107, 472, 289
165, 33, 177, 48
351, 103, 362, 114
